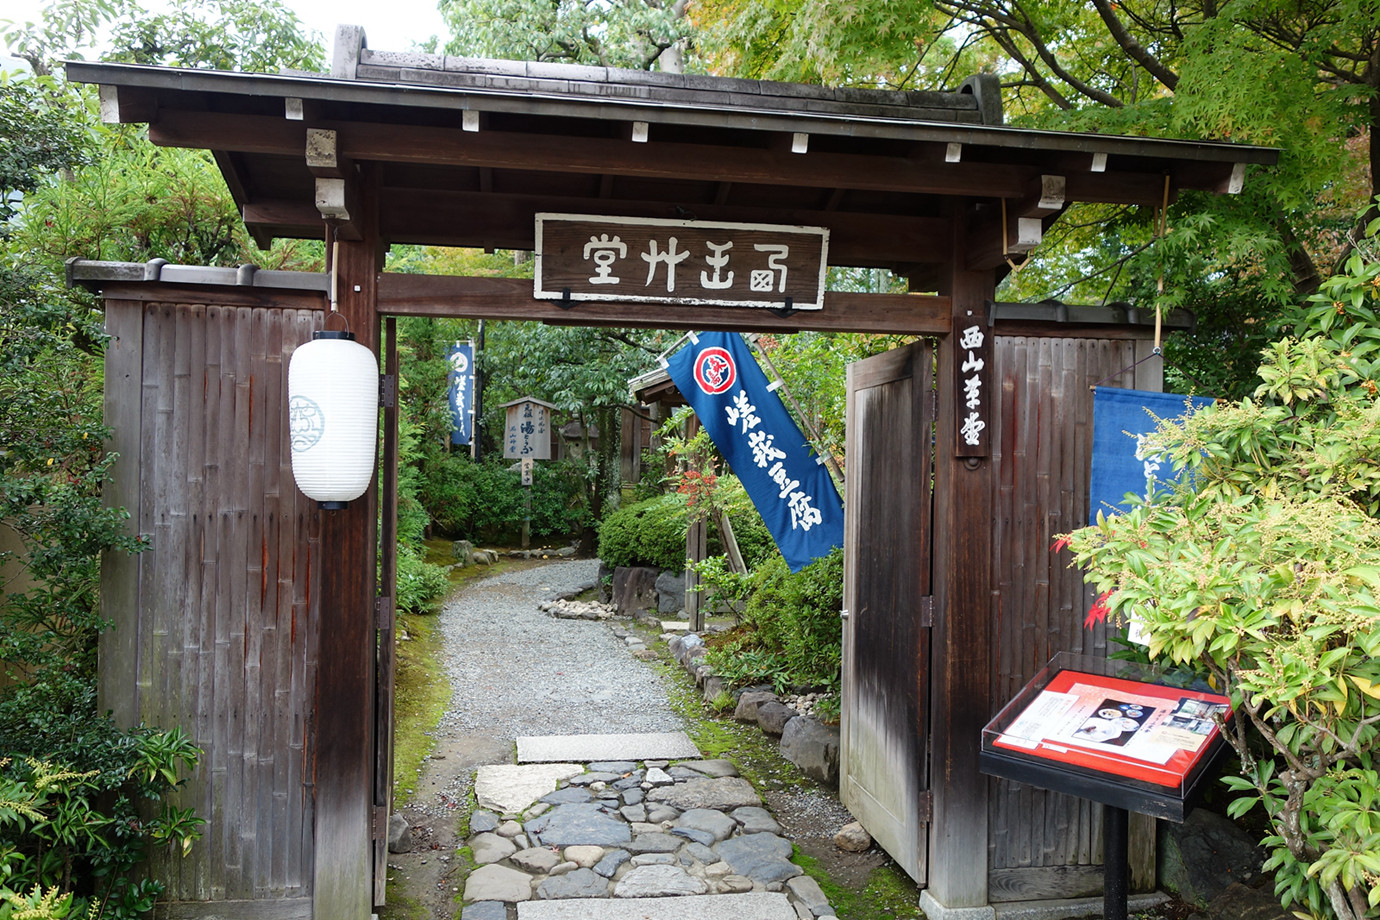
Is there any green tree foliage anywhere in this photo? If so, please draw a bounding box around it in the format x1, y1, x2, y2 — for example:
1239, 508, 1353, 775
440, 0, 693, 70
1061, 215, 1380, 920
693, 0, 1377, 398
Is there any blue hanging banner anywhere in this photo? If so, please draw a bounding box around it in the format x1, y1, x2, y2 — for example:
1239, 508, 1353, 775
447, 341, 475, 447
665, 331, 844, 572
1089, 386, 1213, 524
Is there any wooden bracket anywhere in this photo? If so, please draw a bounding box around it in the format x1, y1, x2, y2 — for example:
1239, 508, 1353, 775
964, 175, 1067, 271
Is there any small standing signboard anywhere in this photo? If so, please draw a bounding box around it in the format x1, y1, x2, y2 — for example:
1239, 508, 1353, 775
501, 397, 554, 460
981, 652, 1232, 920
534, 213, 829, 310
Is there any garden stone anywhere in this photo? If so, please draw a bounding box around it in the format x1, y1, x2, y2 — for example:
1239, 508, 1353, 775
541, 787, 592, 804
644, 767, 674, 786
470, 833, 517, 865
631, 852, 677, 866
511, 847, 561, 874
613, 775, 644, 790
715, 833, 802, 885
655, 570, 686, 613
612, 566, 660, 616
733, 807, 782, 835
564, 845, 604, 868
496, 820, 523, 838
734, 690, 778, 722
1202, 882, 1292, 920
548, 861, 578, 876
620, 804, 647, 823
667, 766, 704, 780
621, 788, 644, 806
786, 875, 832, 915
527, 803, 632, 847
461, 902, 507, 920
626, 832, 684, 854
645, 803, 680, 823
648, 777, 761, 810
718, 875, 755, 893
469, 810, 500, 834
592, 848, 631, 878
630, 822, 663, 835
671, 827, 715, 847
679, 759, 739, 778
702, 675, 727, 702
451, 539, 475, 562
587, 761, 637, 774
475, 764, 584, 814
568, 771, 622, 786
833, 822, 871, 852
524, 803, 550, 820
510, 834, 530, 850
387, 813, 413, 853
537, 868, 609, 900
780, 717, 840, 785
675, 808, 738, 843
1160, 810, 1264, 904
681, 841, 719, 865
703, 860, 732, 877
613, 865, 710, 898
756, 701, 798, 735
464, 864, 533, 903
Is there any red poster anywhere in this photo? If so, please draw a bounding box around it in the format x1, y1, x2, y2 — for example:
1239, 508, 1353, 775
991, 669, 1231, 788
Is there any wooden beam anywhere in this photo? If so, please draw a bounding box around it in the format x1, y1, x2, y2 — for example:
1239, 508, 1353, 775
376, 273, 951, 334
925, 200, 995, 913
149, 109, 1194, 206
314, 164, 382, 920
243, 190, 954, 268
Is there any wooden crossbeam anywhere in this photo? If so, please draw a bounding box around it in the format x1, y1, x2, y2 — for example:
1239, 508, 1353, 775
149, 109, 1183, 206
243, 189, 954, 268
375, 274, 951, 334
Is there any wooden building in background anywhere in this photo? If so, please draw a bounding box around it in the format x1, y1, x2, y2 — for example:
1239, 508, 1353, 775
68, 26, 1273, 920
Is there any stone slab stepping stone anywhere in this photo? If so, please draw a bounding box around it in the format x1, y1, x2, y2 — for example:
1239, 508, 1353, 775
536, 867, 610, 899
613, 864, 709, 897
475, 764, 584, 815
516, 891, 795, 920
661, 620, 690, 631
464, 864, 533, 903
527, 803, 632, 847
517, 732, 700, 763
646, 777, 761, 810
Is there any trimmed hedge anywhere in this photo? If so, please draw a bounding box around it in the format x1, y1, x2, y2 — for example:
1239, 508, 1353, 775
597, 492, 690, 571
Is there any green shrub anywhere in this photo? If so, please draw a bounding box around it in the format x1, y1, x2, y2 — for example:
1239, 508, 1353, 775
597, 492, 691, 570
395, 546, 451, 615
706, 547, 844, 693
420, 454, 589, 543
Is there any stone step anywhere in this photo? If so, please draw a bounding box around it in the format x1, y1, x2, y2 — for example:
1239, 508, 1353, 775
516, 732, 701, 763
516, 891, 796, 920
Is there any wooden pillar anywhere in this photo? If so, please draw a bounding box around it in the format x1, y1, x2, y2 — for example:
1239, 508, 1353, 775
314, 164, 382, 920
924, 203, 996, 916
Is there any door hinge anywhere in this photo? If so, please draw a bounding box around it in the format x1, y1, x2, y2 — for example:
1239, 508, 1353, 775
375, 595, 394, 630
930, 386, 939, 420
371, 804, 389, 839
379, 373, 397, 409
919, 789, 934, 824
919, 596, 934, 628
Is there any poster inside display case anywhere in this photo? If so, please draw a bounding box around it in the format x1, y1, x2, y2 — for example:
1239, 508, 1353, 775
981, 653, 1233, 820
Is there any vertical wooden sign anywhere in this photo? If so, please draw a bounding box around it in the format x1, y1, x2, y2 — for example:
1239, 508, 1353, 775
954, 300, 991, 457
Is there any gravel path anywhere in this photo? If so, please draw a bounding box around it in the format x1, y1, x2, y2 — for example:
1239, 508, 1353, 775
436, 559, 684, 738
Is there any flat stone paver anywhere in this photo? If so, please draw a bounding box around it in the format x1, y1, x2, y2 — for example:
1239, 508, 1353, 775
517, 732, 700, 763
516, 891, 796, 920
474, 763, 585, 814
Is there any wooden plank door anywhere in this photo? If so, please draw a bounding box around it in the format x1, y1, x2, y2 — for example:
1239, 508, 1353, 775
841, 341, 935, 885
373, 318, 400, 908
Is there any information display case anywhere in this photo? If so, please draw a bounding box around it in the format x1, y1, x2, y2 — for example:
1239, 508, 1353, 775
982, 652, 1231, 820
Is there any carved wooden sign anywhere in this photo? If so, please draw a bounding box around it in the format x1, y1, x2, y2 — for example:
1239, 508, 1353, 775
534, 213, 829, 310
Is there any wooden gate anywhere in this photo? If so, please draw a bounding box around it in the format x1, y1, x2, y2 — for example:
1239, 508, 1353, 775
841, 341, 935, 885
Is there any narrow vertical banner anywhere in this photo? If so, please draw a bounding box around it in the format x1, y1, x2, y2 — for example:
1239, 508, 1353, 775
447, 341, 474, 447
954, 302, 991, 457
665, 331, 844, 572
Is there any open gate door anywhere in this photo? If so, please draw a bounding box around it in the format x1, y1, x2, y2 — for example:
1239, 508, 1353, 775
841, 341, 934, 885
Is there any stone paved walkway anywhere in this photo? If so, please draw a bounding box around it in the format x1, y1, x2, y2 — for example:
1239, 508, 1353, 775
459, 747, 837, 920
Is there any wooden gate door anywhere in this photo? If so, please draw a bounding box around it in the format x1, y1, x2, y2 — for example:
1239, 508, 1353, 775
841, 341, 935, 885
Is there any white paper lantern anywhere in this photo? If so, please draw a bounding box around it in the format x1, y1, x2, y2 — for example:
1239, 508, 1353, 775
288, 330, 379, 508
